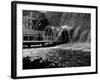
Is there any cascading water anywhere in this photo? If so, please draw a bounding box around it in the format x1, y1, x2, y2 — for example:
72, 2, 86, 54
86, 31, 91, 43
78, 30, 88, 42
59, 13, 91, 43
72, 26, 81, 41
57, 28, 70, 42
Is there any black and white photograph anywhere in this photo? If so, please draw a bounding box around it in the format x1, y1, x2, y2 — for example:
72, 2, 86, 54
22, 10, 91, 69
11, 1, 97, 79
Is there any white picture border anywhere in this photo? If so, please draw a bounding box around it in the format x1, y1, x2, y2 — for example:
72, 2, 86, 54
16, 3, 96, 77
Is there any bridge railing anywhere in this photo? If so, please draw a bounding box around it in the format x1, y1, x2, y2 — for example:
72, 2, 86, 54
23, 34, 58, 41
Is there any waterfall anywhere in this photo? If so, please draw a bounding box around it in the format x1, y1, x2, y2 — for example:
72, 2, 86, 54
78, 30, 88, 42
86, 31, 91, 43
72, 26, 81, 41
57, 28, 70, 42
70, 26, 90, 43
